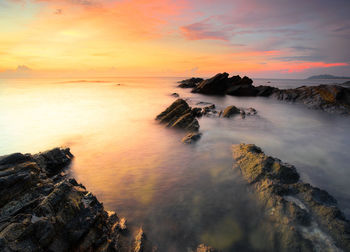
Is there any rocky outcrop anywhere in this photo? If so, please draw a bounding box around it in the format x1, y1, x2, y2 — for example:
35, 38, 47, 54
177, 78, 204, 88
0, 148, 153, 252
233, 143, 350, 251
156, 99, 200, 132
221, 105, 240, 118
181, 132, 202, 144
273, 84, 350, 114
190, 73, 255, 95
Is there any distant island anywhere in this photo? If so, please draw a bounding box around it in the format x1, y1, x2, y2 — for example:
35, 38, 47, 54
307, 74, 350, 80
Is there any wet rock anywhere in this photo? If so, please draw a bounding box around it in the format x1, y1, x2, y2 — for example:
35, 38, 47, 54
178, 77, 204, 88
171, 93, 179, 98
191, 107, 203, 117
222, 105, 240, 118
233, 143, 350, 251
181, 132, 202, 144
0, 148, 155, 252
273, 84, 350, 114
156, 99, 200, 131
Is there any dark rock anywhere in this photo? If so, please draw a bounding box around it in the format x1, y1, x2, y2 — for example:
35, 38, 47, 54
0, 153, 31, 166
255, 85, 278, 97
178, 77, 204, 88
171, 93, 179, 98
222, 105, 240, 118
181, 132, 202, 144
192, 73, 230, 94
0, 148, 155, 252
156, 99, 200, 131
233, 143, 350, 251
273, 84, 350, 114
33, 148, 73, 176
191, 107, 203, 117
343, 80, 350, 86
226, 85, 258, 96
246, 107, 257, 115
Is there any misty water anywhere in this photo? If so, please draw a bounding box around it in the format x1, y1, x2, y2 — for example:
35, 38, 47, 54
1, 77, 350, 251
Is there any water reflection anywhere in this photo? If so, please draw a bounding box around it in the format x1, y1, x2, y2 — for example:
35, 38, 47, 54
0, 77, 350, 251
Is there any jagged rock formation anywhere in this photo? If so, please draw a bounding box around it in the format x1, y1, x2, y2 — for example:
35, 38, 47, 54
191, 73, 254, 95
233, 143, 350, 251
273, 84, 350, 114
179, 73, 350, 114
156, 99, 200, 132
177, 77, 204, 88
0, 148, 153, 252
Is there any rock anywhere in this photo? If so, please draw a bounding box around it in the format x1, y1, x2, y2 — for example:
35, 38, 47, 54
191, 107, 203, 117
171, 93, 179, 98
156, 99, 200, 131
0, 148, 155, 252
181, 132, 202, 144
343, 80, 350, 86
233, 143, 350, 251
226, 85, 258, 96
178, 77, 204, 88
246, 107, 257, 115
273, 84, 350, 114
192, 73, 230, 95
222, 105, 240, 118
255, 85, 278, 97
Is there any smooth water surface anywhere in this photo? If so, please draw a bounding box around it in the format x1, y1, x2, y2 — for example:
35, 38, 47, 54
0, 77, 349, 251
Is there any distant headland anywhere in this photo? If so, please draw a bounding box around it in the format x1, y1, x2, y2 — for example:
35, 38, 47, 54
307, 74, 350, 80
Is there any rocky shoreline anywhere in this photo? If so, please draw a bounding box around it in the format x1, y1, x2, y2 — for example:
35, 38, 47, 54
0, 148, 154, 252
233, 143, 350, 251
178, 73, 350, 114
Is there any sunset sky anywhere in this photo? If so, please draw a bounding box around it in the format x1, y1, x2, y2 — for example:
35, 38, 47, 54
1, 0, 350, 78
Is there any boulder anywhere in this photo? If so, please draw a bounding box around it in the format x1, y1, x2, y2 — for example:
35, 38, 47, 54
222, 105, 240, 118
0, 148, 155, 252
178, 77, 204, 88
181, 132, 202, 144
156, 99, 200, 131
192, 73, 230, 94
171, 92, 179, 98
233, 143, 350, 251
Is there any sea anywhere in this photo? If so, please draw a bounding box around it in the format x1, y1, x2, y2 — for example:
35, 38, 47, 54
1, 77, 350, 251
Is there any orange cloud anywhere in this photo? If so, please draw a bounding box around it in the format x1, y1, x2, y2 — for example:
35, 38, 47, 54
285, 62, 349, 73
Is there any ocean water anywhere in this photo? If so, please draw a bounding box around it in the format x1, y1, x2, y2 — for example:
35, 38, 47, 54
0, 77, 350, 251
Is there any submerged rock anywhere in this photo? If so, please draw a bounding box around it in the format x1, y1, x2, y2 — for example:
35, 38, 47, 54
0, 148, 154, 251
233, 143, 350, 251
178, 77, 204, 88
156, 99, 200, 132
171, 92, 179, 98
181, 132, 202, 144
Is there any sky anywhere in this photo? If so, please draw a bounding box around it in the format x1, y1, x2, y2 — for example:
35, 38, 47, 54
1, 0, 350, 78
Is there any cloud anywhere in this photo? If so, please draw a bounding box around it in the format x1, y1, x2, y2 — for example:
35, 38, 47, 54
180, 19, 231, 41
285, 62, 349, 73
